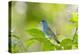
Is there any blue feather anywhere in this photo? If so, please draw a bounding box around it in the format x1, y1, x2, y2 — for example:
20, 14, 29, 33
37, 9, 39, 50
41, 19, 60, 43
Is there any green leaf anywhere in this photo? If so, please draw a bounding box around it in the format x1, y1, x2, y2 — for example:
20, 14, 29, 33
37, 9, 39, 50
27, 29, 46, 39
42, 40, 56, 51
27, 29, 56, 51
25, 38, 56, 51
27, 29, 63, 51
60, 39, 73, 50
25, 38, 42, 51
70, 12, 78, 23
27, 29, 64, 51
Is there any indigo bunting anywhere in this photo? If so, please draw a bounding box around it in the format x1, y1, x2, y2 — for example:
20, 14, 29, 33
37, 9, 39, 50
41, 20, 60, 44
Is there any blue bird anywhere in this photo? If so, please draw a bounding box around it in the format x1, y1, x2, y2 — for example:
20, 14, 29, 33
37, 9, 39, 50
41, 20, 60, 44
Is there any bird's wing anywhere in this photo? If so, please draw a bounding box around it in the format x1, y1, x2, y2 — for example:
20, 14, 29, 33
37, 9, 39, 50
48, 27, 60, 43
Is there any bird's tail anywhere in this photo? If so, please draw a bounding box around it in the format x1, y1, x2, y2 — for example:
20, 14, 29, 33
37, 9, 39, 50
54, 37, 60, 44
50, 36, 60, 44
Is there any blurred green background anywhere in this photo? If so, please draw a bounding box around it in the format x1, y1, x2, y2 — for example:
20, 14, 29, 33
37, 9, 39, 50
9, 1, 78, 53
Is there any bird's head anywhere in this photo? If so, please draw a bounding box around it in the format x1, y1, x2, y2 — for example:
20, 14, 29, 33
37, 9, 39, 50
41, 19, 45, 22
40, 19, 48, 28
40, 19, 46, 24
